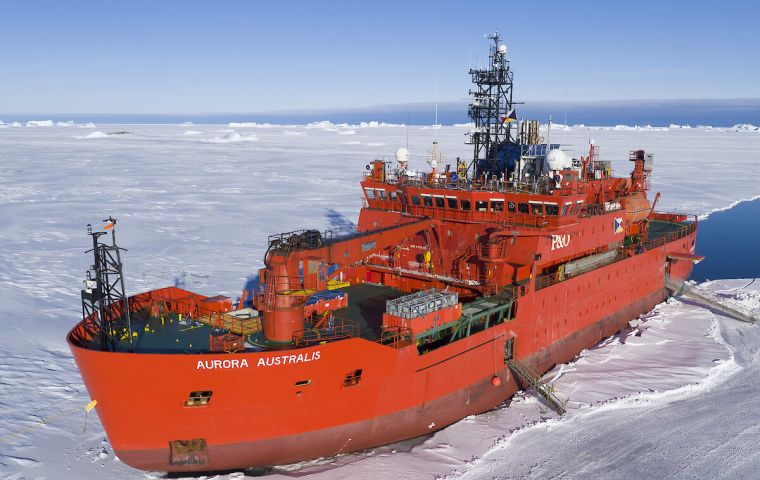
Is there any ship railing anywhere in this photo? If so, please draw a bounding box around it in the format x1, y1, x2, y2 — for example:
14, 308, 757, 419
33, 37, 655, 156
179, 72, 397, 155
403, 205, 567, 228
535, 249, 626, 291
376, 326, 414, 348
369, 172, 560, 196
292, 315, 359, 347
535, 221, 697, 291
266, 227, 357, 256
642, 221, 696, 251
649, 211, 690, 223
197, 311, 263, 337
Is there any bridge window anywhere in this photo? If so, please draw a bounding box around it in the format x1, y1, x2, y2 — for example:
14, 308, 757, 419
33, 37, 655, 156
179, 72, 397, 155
562, 203, 571, 215
530, 203, 543, 215
475, 200, 488, 212
378, 190, 387, 200
365, 188, 376, 200
390, 191, 397, 201
545, 203, 559, 215
491, 200, 504, 212
411, 195, 420, 206
508, 202, 516, 213
460, 199, 471, 210
423, 195, 433, 207
435, 196, 445, 208
447, 197, 458, 209
518, 203, 529, 214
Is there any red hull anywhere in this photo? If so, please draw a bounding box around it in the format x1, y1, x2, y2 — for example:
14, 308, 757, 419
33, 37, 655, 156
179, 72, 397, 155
68, 232, 694, 472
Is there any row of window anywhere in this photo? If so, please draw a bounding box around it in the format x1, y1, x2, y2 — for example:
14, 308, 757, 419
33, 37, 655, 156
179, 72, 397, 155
364, 187, 585, 217
410, 194, 584, 217
365, 188, 397, 201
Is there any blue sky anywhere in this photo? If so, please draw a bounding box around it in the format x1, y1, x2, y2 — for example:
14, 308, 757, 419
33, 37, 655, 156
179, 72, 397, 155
1, 0, 757, 113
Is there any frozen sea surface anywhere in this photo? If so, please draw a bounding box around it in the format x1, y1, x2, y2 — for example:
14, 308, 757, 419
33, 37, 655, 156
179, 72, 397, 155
0, 123, 758, 479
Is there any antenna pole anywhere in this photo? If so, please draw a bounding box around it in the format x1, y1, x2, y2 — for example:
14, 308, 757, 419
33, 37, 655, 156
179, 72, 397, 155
466, 32, 515, 179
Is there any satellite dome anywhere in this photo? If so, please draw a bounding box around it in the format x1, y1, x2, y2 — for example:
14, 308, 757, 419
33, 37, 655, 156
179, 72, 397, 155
395, 147, 410, 163
546, 149, 568, 171
498, 44, 507, 54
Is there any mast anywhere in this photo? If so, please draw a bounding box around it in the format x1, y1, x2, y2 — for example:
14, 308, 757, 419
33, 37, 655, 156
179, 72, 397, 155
466, 32, 516, 179
81, 217, 132, 351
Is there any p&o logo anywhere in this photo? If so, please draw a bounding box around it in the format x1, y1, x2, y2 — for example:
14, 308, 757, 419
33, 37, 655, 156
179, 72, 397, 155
551, 234, 571, 251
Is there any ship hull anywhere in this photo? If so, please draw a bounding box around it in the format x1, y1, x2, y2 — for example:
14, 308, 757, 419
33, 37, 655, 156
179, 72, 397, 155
68, 230, 694, 472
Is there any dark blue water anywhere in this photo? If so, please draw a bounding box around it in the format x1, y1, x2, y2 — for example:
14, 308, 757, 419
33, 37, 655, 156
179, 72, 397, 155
691, 197, 760, 282
3, 99, 760, 126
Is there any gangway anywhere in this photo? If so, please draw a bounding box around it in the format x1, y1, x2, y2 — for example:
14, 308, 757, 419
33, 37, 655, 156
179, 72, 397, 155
666, 276, 757, 324
507, 359, 567, 415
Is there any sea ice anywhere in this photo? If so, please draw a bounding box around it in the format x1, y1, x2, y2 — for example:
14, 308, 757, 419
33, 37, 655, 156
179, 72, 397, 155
0, 124, 758, 479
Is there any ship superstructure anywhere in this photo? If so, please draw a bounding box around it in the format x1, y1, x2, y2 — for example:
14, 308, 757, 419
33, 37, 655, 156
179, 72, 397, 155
68, 34, 700, 472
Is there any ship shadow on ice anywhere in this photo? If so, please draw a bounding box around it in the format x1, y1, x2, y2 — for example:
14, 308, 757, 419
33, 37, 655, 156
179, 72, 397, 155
240, 274, 260, 308
162, 466, 273, 478
234, 208, 354, 310
325, 208, 356, 234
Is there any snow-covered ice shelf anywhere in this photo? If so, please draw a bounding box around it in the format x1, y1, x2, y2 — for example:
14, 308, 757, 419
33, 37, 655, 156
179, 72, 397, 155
0, 124, 758, 479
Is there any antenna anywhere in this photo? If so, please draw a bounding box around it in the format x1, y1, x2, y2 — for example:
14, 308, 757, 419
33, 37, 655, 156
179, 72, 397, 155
406, 106, 410, 151
563, 84, 568, 145
434, 64, 440, 137
466, 32, 516, 178
81, 217, 133, 352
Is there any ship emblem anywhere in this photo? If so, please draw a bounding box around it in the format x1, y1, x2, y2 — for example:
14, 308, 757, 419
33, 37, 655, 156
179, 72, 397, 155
550, 234, 571, 251
614, 217, 624, 234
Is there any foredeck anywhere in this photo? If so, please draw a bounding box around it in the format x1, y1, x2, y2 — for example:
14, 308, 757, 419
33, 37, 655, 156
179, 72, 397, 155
102, 283, 407, 354
648, 219, 689, 243
333, 283, 406, 342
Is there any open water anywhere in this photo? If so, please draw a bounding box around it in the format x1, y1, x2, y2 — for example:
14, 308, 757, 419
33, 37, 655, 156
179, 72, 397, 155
691, 198, 760, 282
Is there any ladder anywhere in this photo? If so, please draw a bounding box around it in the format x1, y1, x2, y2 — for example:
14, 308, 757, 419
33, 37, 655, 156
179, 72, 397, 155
666, 277, 757, 324
507, 359, 567, 415
263, 273, 277, 311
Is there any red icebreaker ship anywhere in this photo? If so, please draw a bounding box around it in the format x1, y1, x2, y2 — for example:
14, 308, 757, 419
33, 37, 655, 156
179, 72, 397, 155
68, 34, 700, 472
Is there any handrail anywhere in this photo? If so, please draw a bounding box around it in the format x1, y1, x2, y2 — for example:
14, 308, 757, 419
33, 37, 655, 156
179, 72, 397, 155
292, 314, 358, 347
376, 326, 414, 348
535, 221, 697, 291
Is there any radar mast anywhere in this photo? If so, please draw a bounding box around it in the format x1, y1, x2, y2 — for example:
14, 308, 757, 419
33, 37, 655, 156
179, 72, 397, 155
467, 32, 517, 179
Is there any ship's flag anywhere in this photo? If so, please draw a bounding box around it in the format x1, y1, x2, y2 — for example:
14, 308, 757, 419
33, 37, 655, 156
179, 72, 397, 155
614, 217, 624, 234
104, 222, 114, 230
501, 108, 517, 124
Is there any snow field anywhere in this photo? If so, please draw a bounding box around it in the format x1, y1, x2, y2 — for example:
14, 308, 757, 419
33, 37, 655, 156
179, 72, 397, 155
0, 123, 758, 479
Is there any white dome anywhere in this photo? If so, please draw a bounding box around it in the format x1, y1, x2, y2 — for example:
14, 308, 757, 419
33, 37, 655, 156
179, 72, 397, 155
395, 147, 410, 163
546, 149, 568, 171
498, 44, 507, 54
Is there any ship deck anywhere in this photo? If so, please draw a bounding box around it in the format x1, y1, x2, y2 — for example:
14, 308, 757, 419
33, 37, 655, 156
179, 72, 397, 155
113, 283, 406, 353
332, 283, 406, 342
649, 220, 684, 241
649, 219, 689, 242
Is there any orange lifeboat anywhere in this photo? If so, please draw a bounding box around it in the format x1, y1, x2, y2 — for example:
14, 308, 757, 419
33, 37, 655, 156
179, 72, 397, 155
620, 192, 651, 223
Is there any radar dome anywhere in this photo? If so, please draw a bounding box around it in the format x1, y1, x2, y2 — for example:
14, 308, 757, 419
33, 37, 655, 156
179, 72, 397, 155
546, 149, 568, 171
395, 147, 410, 163
498, 44, 507, 54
